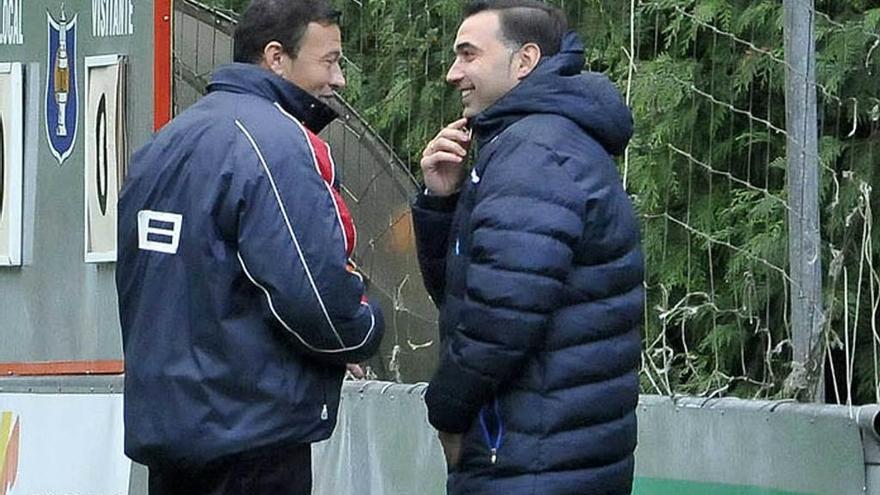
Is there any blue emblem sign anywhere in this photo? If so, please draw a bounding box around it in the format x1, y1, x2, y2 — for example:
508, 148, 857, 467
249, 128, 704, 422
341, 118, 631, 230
46, 7, 78, 165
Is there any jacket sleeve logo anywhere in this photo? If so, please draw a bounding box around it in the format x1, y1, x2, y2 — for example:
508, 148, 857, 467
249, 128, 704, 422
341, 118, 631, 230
138, 210, 182, 254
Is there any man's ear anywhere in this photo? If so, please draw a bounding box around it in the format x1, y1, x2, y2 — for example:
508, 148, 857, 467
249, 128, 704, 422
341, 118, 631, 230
259, 41, 286, 76
514, 42, 542, 80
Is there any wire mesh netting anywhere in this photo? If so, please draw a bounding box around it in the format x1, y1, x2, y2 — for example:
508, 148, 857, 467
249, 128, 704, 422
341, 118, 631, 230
173, 0, 879, 403
614, 1, 878, 405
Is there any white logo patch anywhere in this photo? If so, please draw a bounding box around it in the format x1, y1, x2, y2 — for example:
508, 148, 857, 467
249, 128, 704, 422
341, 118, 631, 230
138, 210, 182, 254
471, 168, 481, 184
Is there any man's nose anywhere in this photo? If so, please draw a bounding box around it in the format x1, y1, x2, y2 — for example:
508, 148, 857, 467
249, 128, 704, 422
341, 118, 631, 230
446, 59, 463, 85
331, 62, 346, 90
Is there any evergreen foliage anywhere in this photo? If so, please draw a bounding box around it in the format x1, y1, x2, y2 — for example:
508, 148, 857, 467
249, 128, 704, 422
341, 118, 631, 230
205, 0, 879, 402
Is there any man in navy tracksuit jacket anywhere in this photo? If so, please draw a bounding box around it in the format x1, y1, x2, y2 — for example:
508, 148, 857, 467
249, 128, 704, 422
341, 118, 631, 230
413, 1, 644, 494
115, 1, 383, 493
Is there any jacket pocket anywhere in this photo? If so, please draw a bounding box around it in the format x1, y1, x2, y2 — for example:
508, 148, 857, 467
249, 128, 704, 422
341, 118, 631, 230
478, 398, 504, 464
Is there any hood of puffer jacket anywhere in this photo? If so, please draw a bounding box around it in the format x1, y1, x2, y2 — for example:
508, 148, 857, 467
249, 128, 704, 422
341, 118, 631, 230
470, 31, 633, 155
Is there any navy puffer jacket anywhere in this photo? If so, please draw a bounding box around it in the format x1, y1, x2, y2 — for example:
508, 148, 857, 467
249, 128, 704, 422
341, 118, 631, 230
413, 31, 643, 494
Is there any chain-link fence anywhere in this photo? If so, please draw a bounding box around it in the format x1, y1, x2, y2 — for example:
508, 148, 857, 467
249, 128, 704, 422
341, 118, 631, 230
623, 1, 877, 405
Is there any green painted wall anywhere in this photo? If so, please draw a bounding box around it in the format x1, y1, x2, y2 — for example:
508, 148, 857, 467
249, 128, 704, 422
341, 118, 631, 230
635, 478, 815, 495
0, 0, 156, 363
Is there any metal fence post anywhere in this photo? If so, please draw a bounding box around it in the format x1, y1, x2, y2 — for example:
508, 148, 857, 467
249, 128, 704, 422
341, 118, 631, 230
783, 0, 824, 401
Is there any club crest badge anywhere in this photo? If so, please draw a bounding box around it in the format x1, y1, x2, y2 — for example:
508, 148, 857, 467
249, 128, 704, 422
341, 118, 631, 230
45, 6, 78, 165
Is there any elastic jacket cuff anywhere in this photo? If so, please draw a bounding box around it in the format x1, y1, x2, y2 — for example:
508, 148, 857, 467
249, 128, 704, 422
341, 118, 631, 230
425, 363, 491, 433
415, 189, 459, 213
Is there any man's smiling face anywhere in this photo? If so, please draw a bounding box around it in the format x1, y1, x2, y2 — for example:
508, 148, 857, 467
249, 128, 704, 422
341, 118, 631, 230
281, 21, 346, 99
446, 11, 522, 118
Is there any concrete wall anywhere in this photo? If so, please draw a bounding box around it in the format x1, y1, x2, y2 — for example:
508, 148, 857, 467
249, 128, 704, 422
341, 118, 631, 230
2, 377, 877, 495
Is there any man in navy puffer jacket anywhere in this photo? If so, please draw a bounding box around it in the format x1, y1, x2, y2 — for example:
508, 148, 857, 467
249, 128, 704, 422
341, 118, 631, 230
412, 1, 644, 493
116, 1, 383, 493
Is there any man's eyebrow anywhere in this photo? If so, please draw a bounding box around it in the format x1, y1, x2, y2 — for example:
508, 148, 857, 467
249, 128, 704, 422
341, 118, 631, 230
323, 49, 342, 59
454, 42, 480, 54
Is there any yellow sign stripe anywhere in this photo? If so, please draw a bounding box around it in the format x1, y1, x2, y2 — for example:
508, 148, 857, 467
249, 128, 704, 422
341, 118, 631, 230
0, 411, 11, 476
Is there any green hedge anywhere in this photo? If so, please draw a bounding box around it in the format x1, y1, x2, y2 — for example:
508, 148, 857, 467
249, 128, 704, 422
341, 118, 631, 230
203, 0, 880, 403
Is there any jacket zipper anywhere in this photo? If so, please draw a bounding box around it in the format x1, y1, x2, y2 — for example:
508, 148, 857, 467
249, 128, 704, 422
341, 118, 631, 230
478, 399, 504, 464
320, 377, 329, 421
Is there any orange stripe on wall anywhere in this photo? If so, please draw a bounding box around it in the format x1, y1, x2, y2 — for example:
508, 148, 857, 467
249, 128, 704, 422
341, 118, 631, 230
0, 360, 124, 376
154, 0, 173, 131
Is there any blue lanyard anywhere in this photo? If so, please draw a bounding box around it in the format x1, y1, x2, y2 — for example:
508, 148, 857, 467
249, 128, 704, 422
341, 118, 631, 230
479, 400, 504, 463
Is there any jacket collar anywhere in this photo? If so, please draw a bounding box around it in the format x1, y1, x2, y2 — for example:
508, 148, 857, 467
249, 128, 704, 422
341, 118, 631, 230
207, 63, 338, 133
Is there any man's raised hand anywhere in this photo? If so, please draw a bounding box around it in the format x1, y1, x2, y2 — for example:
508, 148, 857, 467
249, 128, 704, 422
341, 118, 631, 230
420, 118, 471, 197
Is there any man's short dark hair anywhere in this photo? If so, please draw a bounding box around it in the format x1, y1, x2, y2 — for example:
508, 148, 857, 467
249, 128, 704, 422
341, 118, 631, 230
463, 0, 567, 57
233, 0, 341, 63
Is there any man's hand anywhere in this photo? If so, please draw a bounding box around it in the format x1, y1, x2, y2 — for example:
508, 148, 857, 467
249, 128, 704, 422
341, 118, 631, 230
346, 363, 365, 379
438, 431, 463, 468
421, 118, 471, 197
